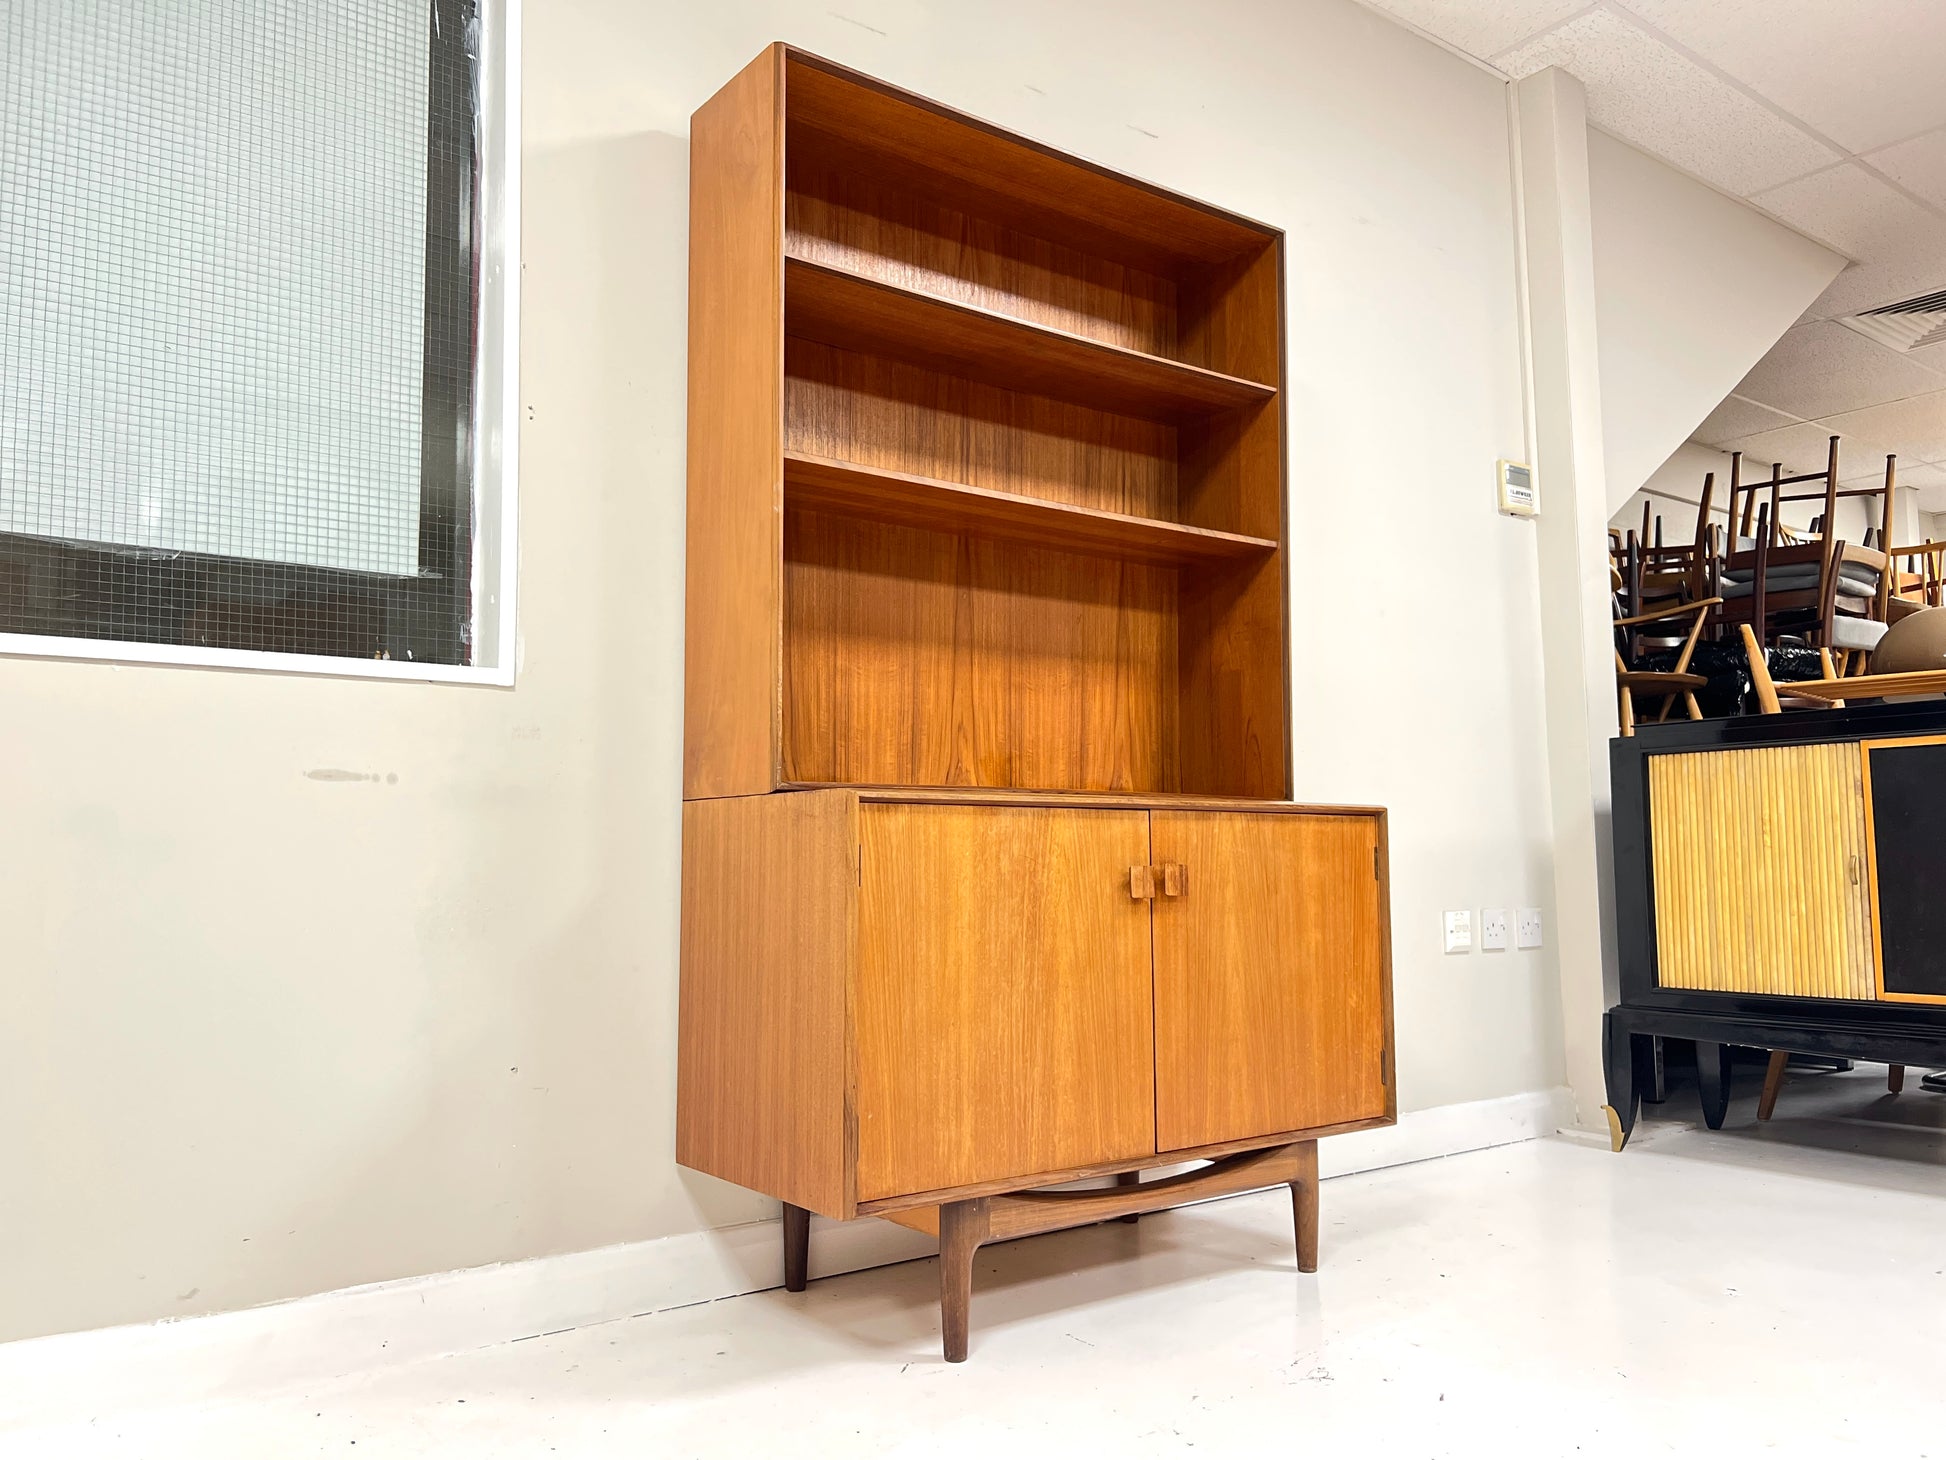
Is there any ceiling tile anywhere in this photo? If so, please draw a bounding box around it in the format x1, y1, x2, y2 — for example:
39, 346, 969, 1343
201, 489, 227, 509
1733, 320, 1945, 419
1496, 10, 1841, 195
1802, 257, 1946, 322
1867, 128, 1946, 213
1907, 339, 1946, 376
1615, 0, 1946, 153
1692, 394, 1800, 446
1353, 0, 1591, 60
1718, 420, 1895, 477
1841, 462, 1946, 493
1751, 162, 1946, 264
1815, 390, 1946, 468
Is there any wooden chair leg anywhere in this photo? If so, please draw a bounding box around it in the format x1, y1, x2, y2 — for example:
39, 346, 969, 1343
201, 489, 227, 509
1289, 1140, 1319, 1273
1115, 1169, 1141, 1223
1683, 691, 1704, 721
938, 1198, 990, 1363
1619, 685, 1636, 736
1889, 1064, 1905, 1095
782, 1203, 811, 1293
1757, 1050, 1789, 1122
1741, 624, 1782, 714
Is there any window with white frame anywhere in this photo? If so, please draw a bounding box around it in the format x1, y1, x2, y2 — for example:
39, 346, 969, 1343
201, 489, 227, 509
0, 0, 517, 681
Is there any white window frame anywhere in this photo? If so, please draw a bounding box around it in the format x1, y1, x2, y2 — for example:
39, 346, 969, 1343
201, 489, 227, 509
0, 0, 521, 687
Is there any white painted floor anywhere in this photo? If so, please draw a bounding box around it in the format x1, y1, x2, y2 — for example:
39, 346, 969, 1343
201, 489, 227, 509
13, 1064, 1946, 1458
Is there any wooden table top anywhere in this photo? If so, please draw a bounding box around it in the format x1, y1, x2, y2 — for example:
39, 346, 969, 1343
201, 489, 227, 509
1783, 671, 1946, 702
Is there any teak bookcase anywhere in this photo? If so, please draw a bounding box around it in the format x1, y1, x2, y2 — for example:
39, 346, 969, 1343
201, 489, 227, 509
678, 44, 1395, 1362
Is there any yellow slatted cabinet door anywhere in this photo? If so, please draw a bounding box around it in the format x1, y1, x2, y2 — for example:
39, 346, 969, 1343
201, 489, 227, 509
1647, 745, 1875, 999
853, 804, 1158, 1201
1149, 811, 1389, 1152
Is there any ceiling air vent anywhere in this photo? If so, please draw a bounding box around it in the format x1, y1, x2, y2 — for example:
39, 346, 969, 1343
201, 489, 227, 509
1844, 289, 1946, 352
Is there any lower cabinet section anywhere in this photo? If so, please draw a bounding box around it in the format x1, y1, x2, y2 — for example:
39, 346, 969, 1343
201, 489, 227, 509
676, 786, 1394, 1359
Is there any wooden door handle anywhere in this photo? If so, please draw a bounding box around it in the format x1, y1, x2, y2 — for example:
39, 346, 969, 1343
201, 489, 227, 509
1129, 865, 1156, 900
1157, 862, 1186, 897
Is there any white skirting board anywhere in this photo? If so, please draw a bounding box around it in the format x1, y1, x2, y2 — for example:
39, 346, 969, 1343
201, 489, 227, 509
0, 1087, 1570, 1424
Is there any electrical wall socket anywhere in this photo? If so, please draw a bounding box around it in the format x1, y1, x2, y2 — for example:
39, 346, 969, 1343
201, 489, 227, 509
1481, 908, 1510, 951
1443, 910, 1473, 954
1516, 907, 1544, 949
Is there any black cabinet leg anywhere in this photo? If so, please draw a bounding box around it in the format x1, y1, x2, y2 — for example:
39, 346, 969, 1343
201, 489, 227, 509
1603, 1010, 1643, 1151
1695, 1040, 1733, 1130
782, 1203, 810, 1293
1645, 1036, 1668, 1104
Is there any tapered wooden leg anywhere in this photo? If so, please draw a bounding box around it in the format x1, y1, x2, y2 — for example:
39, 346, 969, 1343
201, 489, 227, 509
782, 1203, 810, 1294
1619, 686, 1636, 736
1289, 1140, 1319, 1273
1695, 1040, 1733, 1130
1889, 1064, 1906, 1094
938, 1198, 989, 1363
1116, 1169, 1141, 1223
1683, 691, 1704, 721
1757, 1050, 1789, 1122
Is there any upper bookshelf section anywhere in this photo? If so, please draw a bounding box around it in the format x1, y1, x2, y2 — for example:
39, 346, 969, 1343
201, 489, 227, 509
684, 45, 1291, 802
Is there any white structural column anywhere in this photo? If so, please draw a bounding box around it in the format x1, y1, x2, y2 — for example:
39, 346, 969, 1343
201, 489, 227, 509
1513, 68, 1617, 1130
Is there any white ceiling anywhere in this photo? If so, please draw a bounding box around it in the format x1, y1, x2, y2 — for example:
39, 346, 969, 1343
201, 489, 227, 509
1360, 0, 1946, 511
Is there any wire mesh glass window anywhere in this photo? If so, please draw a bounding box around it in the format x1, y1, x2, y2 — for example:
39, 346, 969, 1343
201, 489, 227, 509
0, 0, 510, 674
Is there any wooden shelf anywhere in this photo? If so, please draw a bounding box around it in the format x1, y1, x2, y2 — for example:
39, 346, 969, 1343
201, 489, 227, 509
783, 256, 1276, 421
784, 452, 1278, 566
781, 783, 1386, 815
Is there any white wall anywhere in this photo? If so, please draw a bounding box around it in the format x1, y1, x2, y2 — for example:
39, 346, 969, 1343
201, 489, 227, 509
0, 0, 1561, 1344
1587, 131, 1843, 514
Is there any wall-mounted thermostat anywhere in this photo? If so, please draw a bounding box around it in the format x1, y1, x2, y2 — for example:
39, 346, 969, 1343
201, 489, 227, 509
1497, 459, 1538, 517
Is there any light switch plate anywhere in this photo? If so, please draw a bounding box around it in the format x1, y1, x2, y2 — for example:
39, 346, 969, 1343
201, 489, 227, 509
1444, 909, 1473, 954
1481, 908, 1510, 951
1516, 907, 1544, 949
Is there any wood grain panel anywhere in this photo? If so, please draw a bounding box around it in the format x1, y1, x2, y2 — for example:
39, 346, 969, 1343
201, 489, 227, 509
789, 785, 1386, 813
684, 45, 784, 798
785, 258, 1275, 420
1178, 551, 1290, 798
784, 51, 1272, 269
782, 509, 1179, 792
1647, 745, 1875, 999
783, 452, 1276, 566
676, 790, 857, 1217
1151, 812, 1388, 1150
1179, 242, 1283, 390
854, 804, 1158, 1200
788, 131, 1180, 360
786, 339, 1179, 522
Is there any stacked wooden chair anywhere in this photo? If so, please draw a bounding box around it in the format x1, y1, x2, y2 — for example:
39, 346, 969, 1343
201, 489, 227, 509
1718, 440, 1900, 680
1613, 438, 1906, 730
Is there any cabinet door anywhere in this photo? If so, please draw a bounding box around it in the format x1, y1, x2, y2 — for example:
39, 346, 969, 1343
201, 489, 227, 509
855, 804, 1156, 1201
1862, 738, 1946, 1002
1151, 811, 1388, 1151
1649, 745, 1874, 998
